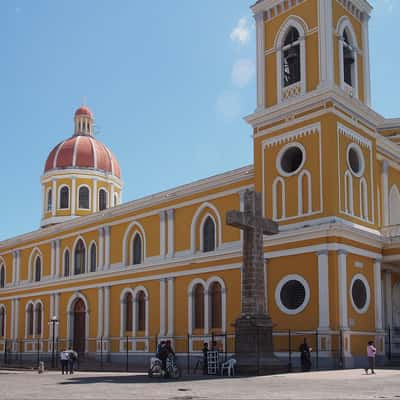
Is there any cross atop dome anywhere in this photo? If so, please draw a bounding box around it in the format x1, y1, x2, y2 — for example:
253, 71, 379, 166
74, 105, 94, 136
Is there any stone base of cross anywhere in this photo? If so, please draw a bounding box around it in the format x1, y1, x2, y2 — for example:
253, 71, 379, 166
227, 190, 288, 375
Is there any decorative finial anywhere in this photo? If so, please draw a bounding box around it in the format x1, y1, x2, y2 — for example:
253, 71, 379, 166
82, 96, 87, 106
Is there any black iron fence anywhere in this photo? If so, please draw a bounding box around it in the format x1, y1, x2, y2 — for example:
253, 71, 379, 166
0, 329, 386, 374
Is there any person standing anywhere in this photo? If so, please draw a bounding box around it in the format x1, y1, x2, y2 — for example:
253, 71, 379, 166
365, 340, 376, 374
202, 342, 209, 375
68, 348, 78, 374
60, 349, 69, 375
299, 338, 312, 372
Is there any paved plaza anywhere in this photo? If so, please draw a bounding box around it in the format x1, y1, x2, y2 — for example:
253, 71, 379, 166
1, 368, 400, 400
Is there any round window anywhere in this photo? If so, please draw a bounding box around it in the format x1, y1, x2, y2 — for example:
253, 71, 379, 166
347, 144, 364, 177
279, 146, 304, 175
350, 274, 370, 314
280, 280, 306, 310
351, 279, 367, 310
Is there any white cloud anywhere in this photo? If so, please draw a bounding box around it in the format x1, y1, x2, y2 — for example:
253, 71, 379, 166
216, 91, 242, 120
231, 59, 255, 88
230, 18, 252, 45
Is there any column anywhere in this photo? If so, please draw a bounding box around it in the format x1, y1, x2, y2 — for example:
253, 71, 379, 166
384, 270, 393, 328
52, 179, 57, 216
159, 278, 166, 336
159, 211, 166, 258
318, 0, 334, 86
382, 160, 389, 226
167, 209, 175, 258
317, 250, 330, 329
10, 299, 14, 340
338, 250, 348, 329
93, 178, 98, 212
71, 177, 76, 215
97, 287, 104, 338
104, 286, 110, 339
254, 11, 265, 111
12, 251, 16, 284
54, 293, 60, 338
98, 227, 104, 270
104, 226, 110, 269
55, 240, 60, 278
110, 184, 115, 207
14, 298, 19, 342
50, 241, 55, 278
167, 278, 174, 336
16, 250, 21, 284
48, 294, 54, 351
362, 13, 371, 107
374, 259, 383, 330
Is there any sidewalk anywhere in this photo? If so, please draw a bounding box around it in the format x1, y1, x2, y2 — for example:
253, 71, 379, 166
2, 368, 400, 400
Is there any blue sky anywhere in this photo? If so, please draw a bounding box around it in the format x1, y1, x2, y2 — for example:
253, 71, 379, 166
0, 0, 398, 240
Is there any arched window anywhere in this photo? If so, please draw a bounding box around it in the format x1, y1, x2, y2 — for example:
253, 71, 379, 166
125, 292, 133, 332
0, 265, 5, 288
64, 249, 70, 277
209, 282, 222, 329
27, 303, 34, 336
0, 306, 4, 337
137, 291, 146, 331
99, 189, 107, 211
90, 243, 97, 272
282, 27, 301, 87
74, 239, 86, 275
35, 303, 42, 336
343, 30, 355, 87
47, 189, 52, 212
202, 216, 215, 252
132, 234, 142, 265
34, 257, 41, 282
60, 186, 69, 209
193, 284, 204, 329
78, 186, 90, 209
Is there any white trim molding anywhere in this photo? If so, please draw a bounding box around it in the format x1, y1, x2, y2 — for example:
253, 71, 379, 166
275, 274, 310, 315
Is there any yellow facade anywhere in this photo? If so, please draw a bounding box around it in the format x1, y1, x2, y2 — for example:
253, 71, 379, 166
1, 0, 400, 369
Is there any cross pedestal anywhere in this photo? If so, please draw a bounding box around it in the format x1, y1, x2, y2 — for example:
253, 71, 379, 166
227, 190, 288, 374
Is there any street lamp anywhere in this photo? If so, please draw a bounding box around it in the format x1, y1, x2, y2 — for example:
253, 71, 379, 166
48, 316, 59, 369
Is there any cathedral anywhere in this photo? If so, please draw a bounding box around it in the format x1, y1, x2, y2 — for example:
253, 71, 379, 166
1, 0, 399, 369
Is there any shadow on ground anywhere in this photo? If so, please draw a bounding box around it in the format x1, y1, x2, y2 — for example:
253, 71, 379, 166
58, 374, 238, 385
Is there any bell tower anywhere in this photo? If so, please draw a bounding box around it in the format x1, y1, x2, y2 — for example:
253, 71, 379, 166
247, 0, 377, 231
252, 0, 372, 110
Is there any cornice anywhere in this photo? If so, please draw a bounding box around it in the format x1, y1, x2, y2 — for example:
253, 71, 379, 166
41, 168, 123, 187
245, 86, 384, 131
0, 165, 254, 251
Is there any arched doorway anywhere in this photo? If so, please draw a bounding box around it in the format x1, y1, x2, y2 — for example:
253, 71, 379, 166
73, 299, 86, 353
393, 283, 400, 328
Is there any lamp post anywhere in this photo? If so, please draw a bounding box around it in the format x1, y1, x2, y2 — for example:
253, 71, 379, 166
48, 316, 59, 369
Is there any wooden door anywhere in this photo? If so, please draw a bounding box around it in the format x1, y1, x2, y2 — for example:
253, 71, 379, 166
73, 299, 86, 353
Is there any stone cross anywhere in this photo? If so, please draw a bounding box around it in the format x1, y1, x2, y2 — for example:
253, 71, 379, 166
226, 189, 278, 316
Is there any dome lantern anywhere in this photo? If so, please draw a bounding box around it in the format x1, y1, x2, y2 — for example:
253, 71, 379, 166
74, 105, 94, 136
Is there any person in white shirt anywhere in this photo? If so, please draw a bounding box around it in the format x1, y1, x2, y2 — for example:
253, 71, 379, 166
60, 349, 69, 375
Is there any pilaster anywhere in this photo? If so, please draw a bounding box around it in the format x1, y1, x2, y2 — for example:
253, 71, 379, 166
71, 176, 76, 215
318, 0, 334, 86
254, 11, 265, 111
338, 250, 348, 329
317, 250, 330, 329
104, 226, 111, 269
384, 269, 392, 328
374, 259, 383, 330
159, 278, 166, 336
167, 277, 175, 336
167, 209, 175, 258
382, 160, 389, 226
362, 13, 371, 107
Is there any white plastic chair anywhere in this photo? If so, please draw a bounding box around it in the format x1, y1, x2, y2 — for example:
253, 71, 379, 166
220, 358, 236, 376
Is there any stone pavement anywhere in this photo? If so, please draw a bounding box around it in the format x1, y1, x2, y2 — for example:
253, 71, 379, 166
1, 368, 400, 400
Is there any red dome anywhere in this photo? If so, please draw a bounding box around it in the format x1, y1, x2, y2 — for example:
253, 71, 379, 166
44, 135, 121, 178
75, 106, 93, 118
